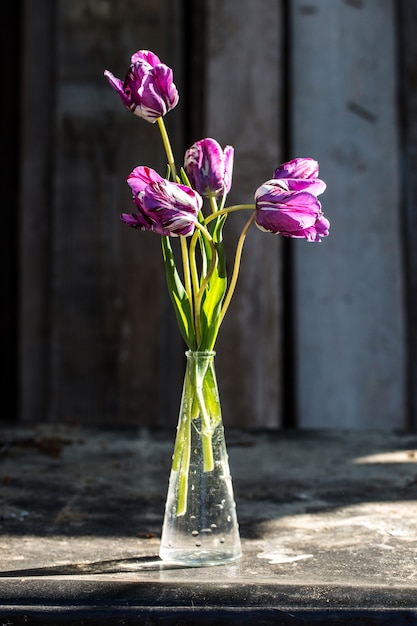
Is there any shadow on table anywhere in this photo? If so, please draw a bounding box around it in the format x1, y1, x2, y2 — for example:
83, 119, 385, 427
0, 555, 187, 577
1, 427, 417, 542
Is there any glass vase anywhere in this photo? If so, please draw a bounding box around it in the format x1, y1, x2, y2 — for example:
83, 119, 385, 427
159, 350, 242, 566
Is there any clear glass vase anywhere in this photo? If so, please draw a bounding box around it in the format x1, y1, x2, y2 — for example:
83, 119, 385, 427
159, 350, 242, 566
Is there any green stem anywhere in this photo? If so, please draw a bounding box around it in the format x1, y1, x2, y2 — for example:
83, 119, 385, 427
193, 356, 215, 472
157, 116, 177, 181
196, 384, 214, 472
172, 368, 194, 516
176, 420, 191, 516
171, 402, 188, 473
219, 211, 256, 324
208, 195, 218, 214
189, 233, 201, 340
157, 119, 196, 343
194, 252, 217, 348
172, 354, 216, 515
204, 204, 255, 225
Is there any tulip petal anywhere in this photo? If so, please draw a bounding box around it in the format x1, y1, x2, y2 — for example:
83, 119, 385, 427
127, 166, 164, 195
284, 215, 330, 242
315, 215, 330, 238
255, 158, 329, 241
120, 212, 153, 229
273, 158, 326, 196
103, 70, 133, 110
123, 177, 202, 237
274, 158, 319, 180
256, 192, 321, 232
286, 178, 327, 195
131, 50, 161, 67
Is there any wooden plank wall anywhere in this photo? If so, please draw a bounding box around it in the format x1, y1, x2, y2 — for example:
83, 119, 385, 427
397, 1, 417, 432
2, 2, 21, 419
291, 0, 405, 429
204, 0, 283, 428
20, 0, 187, 427
18, 0, 283, 429
19, 0, 56, 425
16, 0, 417, 430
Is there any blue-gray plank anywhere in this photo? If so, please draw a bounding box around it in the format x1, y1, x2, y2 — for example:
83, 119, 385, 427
291, 0, 405, 428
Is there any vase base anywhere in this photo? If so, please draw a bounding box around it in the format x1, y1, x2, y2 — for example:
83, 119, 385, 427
159, 546, 242, 567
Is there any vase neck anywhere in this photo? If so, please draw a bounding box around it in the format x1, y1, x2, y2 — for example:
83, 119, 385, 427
185, 350, 216, 362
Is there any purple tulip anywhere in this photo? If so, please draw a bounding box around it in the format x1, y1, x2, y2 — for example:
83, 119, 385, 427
273, 158, 327, 196
121, 166, 202, 237
255, 158, 329, 242
104, 50, 179, 123
184, 138, 234, 197
274, 157, 321, 180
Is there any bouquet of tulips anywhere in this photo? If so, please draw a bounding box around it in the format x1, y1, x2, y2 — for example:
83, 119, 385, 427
104, 50, 329, 355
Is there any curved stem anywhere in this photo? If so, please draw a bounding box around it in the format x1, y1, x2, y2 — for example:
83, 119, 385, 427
172, 366, 193, 516
156, 119, 194, 336
219, 211, 256, 324
204, 204, 255, 224
157, 117, 177, 181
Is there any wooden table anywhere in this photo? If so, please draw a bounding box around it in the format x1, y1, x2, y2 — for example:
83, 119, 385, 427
0, 424, 417, 624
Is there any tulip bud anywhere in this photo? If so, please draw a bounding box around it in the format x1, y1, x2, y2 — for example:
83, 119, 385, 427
184, 138, 234, 198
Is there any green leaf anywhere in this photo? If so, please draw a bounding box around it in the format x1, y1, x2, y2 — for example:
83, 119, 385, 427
161, 237, 196, 350
198, 242, 227, 349
197, 214, 228, 350
199, 269, 227, 349
179, 167, 192, 187
210, 213, 227, 246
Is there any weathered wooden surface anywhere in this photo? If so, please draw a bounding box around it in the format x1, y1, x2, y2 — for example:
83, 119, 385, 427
397, 1, 417, 432
1, 2, 19, 420
16, 0, 417, 432
20, 0, 186, 427
205, 0, 283, 427
18, 0, 284, 429
291, 0, 405, 428
1, 425, 417, 623
19, 0, 55, 425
